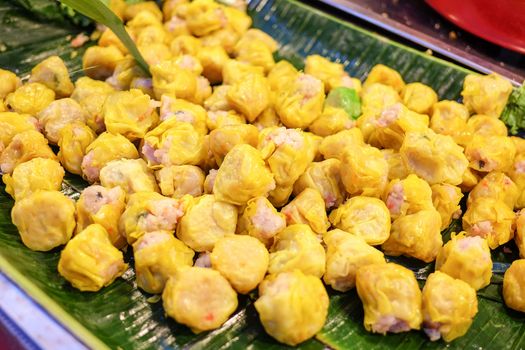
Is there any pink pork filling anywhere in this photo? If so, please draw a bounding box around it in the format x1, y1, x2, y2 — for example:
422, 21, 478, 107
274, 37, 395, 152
372, 315, 410, 334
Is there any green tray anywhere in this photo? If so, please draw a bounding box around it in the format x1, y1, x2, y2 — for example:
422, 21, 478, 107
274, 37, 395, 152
0, 0, 524, 349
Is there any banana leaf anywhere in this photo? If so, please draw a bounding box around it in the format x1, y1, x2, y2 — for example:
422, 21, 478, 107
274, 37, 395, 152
1, 0, 525, 349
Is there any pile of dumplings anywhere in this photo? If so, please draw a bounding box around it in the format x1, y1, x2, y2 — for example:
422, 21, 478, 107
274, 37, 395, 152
1, 0, 525, 345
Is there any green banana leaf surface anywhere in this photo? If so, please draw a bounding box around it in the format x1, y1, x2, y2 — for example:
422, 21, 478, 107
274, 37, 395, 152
1, 0, 525, 349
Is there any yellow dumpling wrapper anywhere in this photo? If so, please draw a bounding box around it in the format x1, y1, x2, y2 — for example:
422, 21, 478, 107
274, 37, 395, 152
267, 60, 298, 92
431, 183, 463, 230
103, 89, 159, 141
58, 224, 127, 292
57, 123, 96, 175
430, 100, 470, 146
255, 270, 328, 346
422, 271, 478, 342
258, 127, 315, 188
467, 172, 517, 209
159, 95, 208, 135
227, 73, 270, 122
382, 174, 434, 220
156, 165, 205, 198
503, 259, 525, 312
329, 196, 391, 245
151, 59, 198, 100
356, 263, 422, 334
401, 82, 437, 115
508, 153, 525, 209
323, 229, 385, 292
197, 45, 229, 84
461, 73, 512, 118
105, 56, 144, 91
367, 103, 429, 150
319, 128, 364, 160
185, 0, 225, 36
0, 68, 21, 99
29, 55, 74, 98
0, 112, 38, 150
209, 124, 259, 166
459, 167, 481, 193
12, 190, 75, 252
170, 34, 202, 57
309, 105, 354, 137
462, 198, 515, 249
281, 188, 329, 234
400, 130, 468, 186
176, 194, 237, 252
466, 114, 508, 138
340, 144, 389, 197
234, 39, 275, 74
381, 149, 410, 181
360, 83, 400, 119
236, 28, 278, 53
81, 132, 139, 183
515, 211, 525, 258
3, 158, 64, 201
211, 235, 269, 294
133, 230, 194, 294
0, 130, 57, 175
274, 73, 325, 129
37, 98, 88, 144
206, 109, 246, 131
99, 159, 159, 195
71, 77, 115, 133
141, 119, 204, 168
464, 135, 515, 173
162, 267, 238, 333
382, 209, 443, 263
222, 59, 264, 86
119, 191, 185, 244
124, 2, 162, 21
293, 158, 345, 209
82, 45, 124, 80
268, 224, 325, 278
76, 185, 127, 249
237, 196, 286, 248
435, 232, 492, 290
363, 64, 405, 94
304, 55, 345, 93
213, 144, 275, 205
5, 82, 55, 115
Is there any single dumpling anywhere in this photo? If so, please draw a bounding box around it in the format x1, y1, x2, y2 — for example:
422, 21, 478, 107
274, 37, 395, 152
150, 59, 198, 101
76, 185, 127, 249
429, 100, 470, 146
3, 158, 64, 201
319, 128, 364, 160
70, 77, 115, 133
304, 55, 345, 92
422, 271, 478, 342
255, 270, 329, 346
435, 233, 492, 290
431, 183, 463, 230
382, 209, 443, 263
197, 45, 229, 84
209, 124, 259, 165
382, 174, 434, 220
463, 198, 515, 249
99, 159, 159, 195
381, 149, 410, 181
268, 224, 325, 278
0, 112, 39, 151
280, 188, 330, 234
274, 73, 325, 129
210, 235, 269, 294
155, 165, 205, 198
213, 144, 275, 205
464, 135, 516, 173
267, 60, 298, 92
401, 82, 438, 115
360, 83, 400, 118
356, 263, 422, 334
400, 130, 468, 186
133, 230, 194, 294
234, 39, 275, 74
236, 196, 286, 248
323, 229, 386, 292
309, 105, 354, 137
222, 59, 264, 85
119, 191, 185, 244
503, 259, 525, 312
516, 210, 525, 258
0, 69, 21, 99
81, 132, 139, 183
508, 153, 525, 209
57, 123, 96, 175
461, 73, 513, 118
227, 73, 270, 122
58, 224, 127, 292
141, 119, 204, 168
0, 130, 57, 175
329, 196, 391, 245
29, 56, 74, 98
363, 64, 405, 94
36, 98, 88, 144
11, 190, 75, 251
159, 95, 208, 135
339, 144, 389, 198
5, 82, 55, 116
103, 89, 159, 141
176, 194, 237, 252
467, 172, 518, 209
162, 267, 238, 333
82, 45, 124, 80
466, 114, 508, 138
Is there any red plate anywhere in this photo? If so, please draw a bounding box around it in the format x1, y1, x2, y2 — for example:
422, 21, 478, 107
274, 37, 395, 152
426, 0, 525, 54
